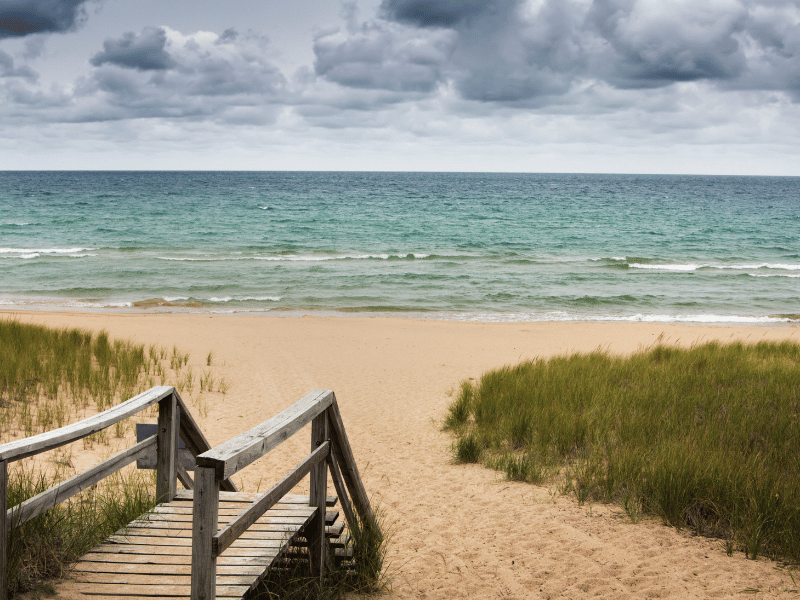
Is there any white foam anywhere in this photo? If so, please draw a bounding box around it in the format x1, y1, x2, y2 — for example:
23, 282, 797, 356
0, 247, 93, 255
629, 263, 699, 272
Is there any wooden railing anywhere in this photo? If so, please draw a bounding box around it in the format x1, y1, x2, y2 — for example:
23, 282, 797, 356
190, 388, 376, 600
0, 386, 235, 600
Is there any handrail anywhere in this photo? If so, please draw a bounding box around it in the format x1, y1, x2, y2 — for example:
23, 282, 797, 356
6, 436, 156, 532
190, 389, 378, 600
213, 441, 330, 556
196, 389, 334, 480
0, 386, 235, 600
0, 386, 174, 463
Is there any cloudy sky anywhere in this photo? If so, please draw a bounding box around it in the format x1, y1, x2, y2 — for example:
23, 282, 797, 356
1, 0, 800, 173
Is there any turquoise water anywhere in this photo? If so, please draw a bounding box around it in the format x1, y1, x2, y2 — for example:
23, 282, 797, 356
1, 171, 799, 323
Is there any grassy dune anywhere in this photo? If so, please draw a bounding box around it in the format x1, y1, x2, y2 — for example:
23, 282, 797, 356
445, 340, 800, 561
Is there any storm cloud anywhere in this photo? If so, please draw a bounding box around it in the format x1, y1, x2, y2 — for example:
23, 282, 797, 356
91, 27, 175, 71
313, 0, 800, 103
0, 0, 93, 38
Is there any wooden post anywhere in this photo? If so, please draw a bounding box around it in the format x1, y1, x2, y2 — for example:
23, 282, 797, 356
1, 460, 7, 600
308, 411, 329, 578
156, 392, 179, 504
191, 466, 218, 600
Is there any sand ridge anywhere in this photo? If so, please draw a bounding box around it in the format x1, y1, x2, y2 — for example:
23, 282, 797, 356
7, 311, 800, 599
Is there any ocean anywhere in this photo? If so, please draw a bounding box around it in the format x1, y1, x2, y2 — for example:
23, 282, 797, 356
1, 171, 798, 324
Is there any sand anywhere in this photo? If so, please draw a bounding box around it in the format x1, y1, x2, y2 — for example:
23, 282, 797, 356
6, 310, 800, 599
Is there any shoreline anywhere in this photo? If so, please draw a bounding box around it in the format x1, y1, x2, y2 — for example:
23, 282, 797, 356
8, 310, 800, 599
2, 305, 798, 326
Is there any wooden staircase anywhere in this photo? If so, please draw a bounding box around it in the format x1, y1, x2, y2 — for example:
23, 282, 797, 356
0, 388, 377, 600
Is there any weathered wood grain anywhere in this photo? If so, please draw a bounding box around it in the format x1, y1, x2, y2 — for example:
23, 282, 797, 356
213, 442, 329, 556
7, 436, 155, 531
0, 386, 173, 463
156, 394, 179, 503
308, 411, 329, 577
173, 491, 336, 506
69, 582, 250, 597
328, 397, 375, 525
191, 466, 219, 600
327, 452, 356, 533
196, 389, 334, 480
1, 460, 7, 600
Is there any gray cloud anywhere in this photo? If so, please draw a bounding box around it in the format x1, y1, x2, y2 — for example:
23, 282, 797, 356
313, 18, 455, 92
0, 0, 93, 38
0, 50, 38, 81
91, 27, 175, 71
312, 0, 800, 104
380, 0, 494, 27
73, 27, 287, 122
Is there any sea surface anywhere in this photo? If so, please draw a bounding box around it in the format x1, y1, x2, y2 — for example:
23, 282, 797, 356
1, 171, 799, 324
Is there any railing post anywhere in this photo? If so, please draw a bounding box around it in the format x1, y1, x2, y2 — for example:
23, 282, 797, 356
156, 391, 179, 503
191, 466, 218, 600
308, 410, 329, 578
1, 460, 7, 600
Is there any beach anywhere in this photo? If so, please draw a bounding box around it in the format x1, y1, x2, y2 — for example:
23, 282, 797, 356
6, 310, 800, 599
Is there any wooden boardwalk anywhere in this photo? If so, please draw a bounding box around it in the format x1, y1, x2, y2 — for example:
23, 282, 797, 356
65, 491, 341, 599
1, 388, 376, 600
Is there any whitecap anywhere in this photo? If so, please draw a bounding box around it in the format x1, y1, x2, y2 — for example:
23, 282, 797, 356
629, 263, 699, 272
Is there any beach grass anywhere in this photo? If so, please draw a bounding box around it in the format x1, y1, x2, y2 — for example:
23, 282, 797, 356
0, 318, 222, 597
5, 465, 156, 597
445, 340, 800, 561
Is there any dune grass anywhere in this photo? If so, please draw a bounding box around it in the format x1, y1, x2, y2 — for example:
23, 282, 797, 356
445, 340, 800, 562
5, 466, 156, 597
0, 318, 225, 597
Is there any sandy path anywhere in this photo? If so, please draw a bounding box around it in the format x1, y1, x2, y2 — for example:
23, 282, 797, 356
7, 311, 800, 599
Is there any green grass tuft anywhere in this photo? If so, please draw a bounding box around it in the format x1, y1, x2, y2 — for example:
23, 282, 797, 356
445, 341, 800, 561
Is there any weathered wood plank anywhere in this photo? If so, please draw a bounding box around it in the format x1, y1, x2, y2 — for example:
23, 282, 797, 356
71, 562, 265, 576
70, 583, 249, 597
0, 386, 173, 463
146, 506, 315, 519
191, 466, 218, 600
214, 442, 329, 556
327, 452, 356, 534
328, 397, 375, 525
196, 389, 334, 480
308, 411, 329, 578
173, 490, 336, 506
111, 528, 298, 543
77, 553, 278, 567
71, 572, 257, 586
7, 436, 155, 530
86, 545, 283, 561
1, 460, 7, 600
128, 515, 310, 529
107, 535, 288, 549
156, 393, 179, 503
91, 544, 281, 558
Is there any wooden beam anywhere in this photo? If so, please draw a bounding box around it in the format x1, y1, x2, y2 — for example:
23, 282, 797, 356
1, 460, 7, 600
7, 436, 155, 530
196, 389, 334, 480
326, 452, 356, 534
0, 386, 173, 463
327, 397, 375, 525
191, 466, 218, 600
213, 442, 329, 556
156, 393, 179, 503
308, 411, 329, 578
